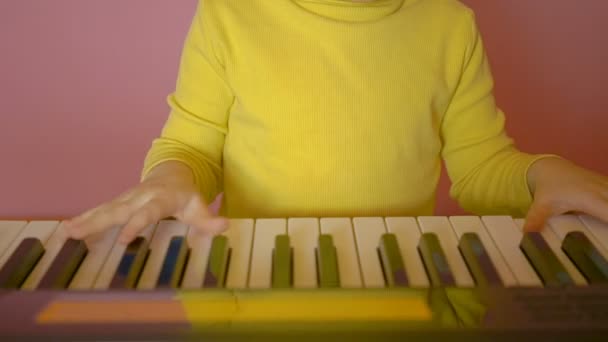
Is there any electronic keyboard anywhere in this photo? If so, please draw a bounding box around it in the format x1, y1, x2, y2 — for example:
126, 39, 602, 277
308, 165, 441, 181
1, 214, 608, 341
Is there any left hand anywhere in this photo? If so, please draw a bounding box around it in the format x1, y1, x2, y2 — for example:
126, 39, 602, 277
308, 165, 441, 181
523, 156, 608, 232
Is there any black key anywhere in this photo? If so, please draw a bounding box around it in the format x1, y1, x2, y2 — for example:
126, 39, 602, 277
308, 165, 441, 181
271, 235, 292, 288
0, 238, 45, 289
156, 236, 189, 288
109, 237, 149, 289
562, 231, 608, 284
587, 248, 608, 280
458, 232, 502, 287
378, 233, 408, 287
203, 235, 230, 288
418, 233, 455, 286
38, 239, 88, 289
520, 232, 574, 286
316, 234, 340, 288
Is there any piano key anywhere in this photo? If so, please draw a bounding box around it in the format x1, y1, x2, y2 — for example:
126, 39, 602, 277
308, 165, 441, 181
109, 236, 149, 289
352, 217, 387, 288
480, 216, 542, 286
576, 214, 608, 282
586, 246, 608, 281
547, 214, 608, 282
378, 233, 408, 287
19, 222, 69, 290
288, 218, 319, 288
561, 231, 608, 283
21, 228, 67, 290
137, 220, 188, 289
272, 234, 292, 288
519, 232, 574, 286
202, 235, 230, 288
418, 232, 456, 286
513, 218, 586, 286
0, 221, 28, 261
578, 214, 608, 253
384, 217, 429, 287
68, 227, 120, 289
316, 234, 340, 288
319, 218, 362, 287
181, 228, 213, 289
93, 223, 156, 289
0, 221, 58, 274
0, 238, 45, 289
458, 232, 503, 287
449, 216, 516, 286
156, 236, 189, 288
222, 219, 254, 289
248, 219, 286, 288
37, 238, 88, 289
417, 216, 474, 286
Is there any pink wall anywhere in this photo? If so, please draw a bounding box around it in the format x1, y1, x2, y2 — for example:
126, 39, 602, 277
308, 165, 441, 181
1, 0, 606, 220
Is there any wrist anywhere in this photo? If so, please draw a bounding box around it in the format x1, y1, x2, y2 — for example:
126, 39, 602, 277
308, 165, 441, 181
143, 160, 196, 186
526, 155, 565, 194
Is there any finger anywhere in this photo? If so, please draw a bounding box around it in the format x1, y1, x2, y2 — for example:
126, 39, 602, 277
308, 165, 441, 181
66, 201, 136, 239
65, 203, 108, 228
188, 217, 230, 237
523, 199, 555, 232
118, 198, 168, 244
66, 188, 139, 227
201, 217, 229, 234
581, 193, 608, 227
181, 196, 229, 235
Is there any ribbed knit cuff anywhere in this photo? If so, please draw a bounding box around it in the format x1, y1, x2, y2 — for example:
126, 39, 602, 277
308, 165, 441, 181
518, 153, 564, 213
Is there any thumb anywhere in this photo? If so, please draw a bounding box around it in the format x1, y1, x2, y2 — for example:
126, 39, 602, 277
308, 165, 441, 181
189, 215, 229, 235
181, 195, 229, 235
522, 199, 554, 232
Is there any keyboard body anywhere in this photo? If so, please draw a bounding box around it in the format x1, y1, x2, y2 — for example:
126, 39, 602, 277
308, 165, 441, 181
1, 286, 608, 341
1, 214, 608, 341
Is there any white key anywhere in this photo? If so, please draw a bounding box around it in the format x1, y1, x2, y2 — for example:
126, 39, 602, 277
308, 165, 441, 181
449, 216, 517, 286
384, 217, 429, 287
137, 220, 189, 289
481, 216, 542, 286
69, 226, 121, 289
578, 214, 608, 252
288, 218, 319, 288
181, 228, 213, 289
417, 216, 474, 286
0, 221, 59, 275
352, 217, 386, 288
93, 223, 157, 289
223, 219, 254, 288
513, 218, 586, 285
320, 218, 362, 287
248, 218, 286, 288
547, 214, 608, 261
0, 221, 28, 260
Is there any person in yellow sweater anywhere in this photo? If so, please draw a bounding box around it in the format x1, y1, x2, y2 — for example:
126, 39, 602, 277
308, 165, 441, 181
65, 0, 607, 245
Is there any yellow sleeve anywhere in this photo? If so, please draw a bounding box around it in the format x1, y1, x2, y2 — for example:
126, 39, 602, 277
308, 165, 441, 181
141, 0, 233, 203
440, 10, 557, 217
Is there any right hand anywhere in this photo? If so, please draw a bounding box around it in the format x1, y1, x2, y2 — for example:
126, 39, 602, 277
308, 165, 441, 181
63, 161, 228, 244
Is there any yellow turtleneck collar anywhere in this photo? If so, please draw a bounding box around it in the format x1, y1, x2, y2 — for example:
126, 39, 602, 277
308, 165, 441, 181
290, 0, 406, 22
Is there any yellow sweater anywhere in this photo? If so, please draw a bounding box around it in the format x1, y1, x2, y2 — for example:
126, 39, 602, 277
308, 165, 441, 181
142, 0, 551, 219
